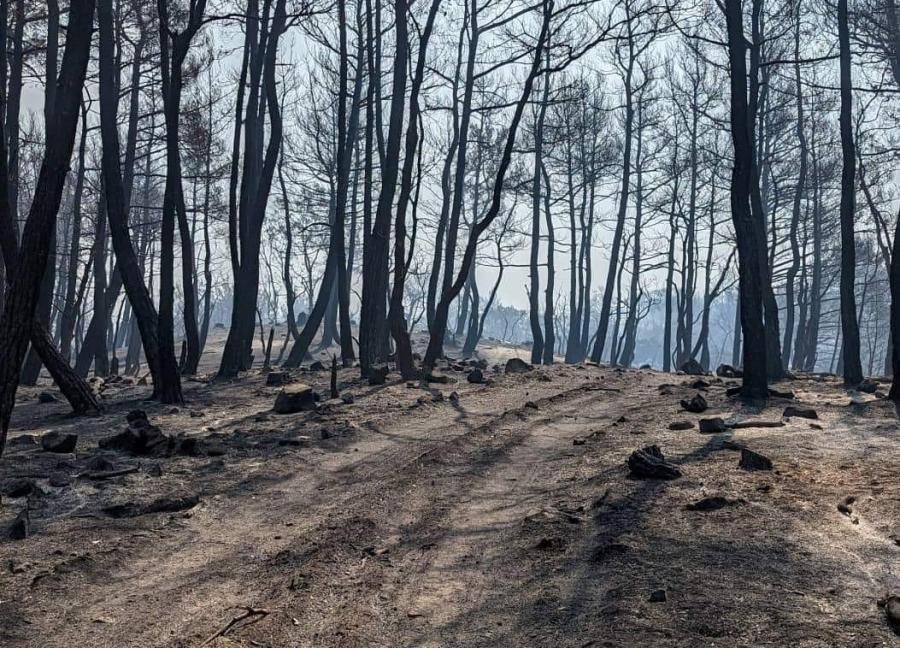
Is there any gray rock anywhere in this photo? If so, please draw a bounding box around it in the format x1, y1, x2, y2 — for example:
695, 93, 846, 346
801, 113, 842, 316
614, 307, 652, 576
885, 596, 900, 634
368, 365, 389, 386
9, 509, 29, 540
627, 445, 681, 480
467, 368, 485, 384
783, 406, 817, 419
680, 393, 708, 413
738, 448, 773, 471
504, 358, 533, 374
41, 431, 78, 453
266, 371, 293, 387
273, 384, 318, 414
698, 418, 727, 434
100, 413, 172, 455
716, 364, 742, 378
679, 359, 706, 375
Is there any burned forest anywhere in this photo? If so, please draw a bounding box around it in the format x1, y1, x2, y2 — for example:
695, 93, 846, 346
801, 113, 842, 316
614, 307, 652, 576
2, 0, 900, 645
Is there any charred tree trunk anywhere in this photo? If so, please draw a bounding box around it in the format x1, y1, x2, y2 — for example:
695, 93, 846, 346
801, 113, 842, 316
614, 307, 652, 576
724, 0, 767, 398
98, 0, 182, 403
782, 5, 807, 369
424, 0, 551, 370
529, 74, 549, 365
837, 0, 863, 385
0, 0, 96, 454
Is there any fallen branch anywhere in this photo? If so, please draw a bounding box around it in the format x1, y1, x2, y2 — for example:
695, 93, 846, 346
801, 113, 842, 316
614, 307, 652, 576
78, 466, 140, 480
201, 606, 270, 646
727, 420, 786, 429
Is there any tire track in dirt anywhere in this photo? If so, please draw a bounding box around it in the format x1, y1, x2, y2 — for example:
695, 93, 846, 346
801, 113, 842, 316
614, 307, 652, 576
235, 377, 650, 647
14, 371, 626, 647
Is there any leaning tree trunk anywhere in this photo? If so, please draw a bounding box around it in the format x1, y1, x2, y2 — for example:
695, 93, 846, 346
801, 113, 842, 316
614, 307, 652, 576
387, 0, 442, 379
20, 0, 61, 385
0, 0, 95, 455
424, 0, 551, 371
98, 0, 182, 403
591, 32, 634, 364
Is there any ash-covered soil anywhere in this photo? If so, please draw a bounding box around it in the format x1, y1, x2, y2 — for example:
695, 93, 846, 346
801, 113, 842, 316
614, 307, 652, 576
2, 344, 900, 647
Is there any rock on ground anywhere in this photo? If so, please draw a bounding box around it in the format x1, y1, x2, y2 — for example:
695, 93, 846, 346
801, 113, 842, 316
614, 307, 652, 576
627, 445, 682, 480
274, 384, 319, 414
505, 358, 533, 374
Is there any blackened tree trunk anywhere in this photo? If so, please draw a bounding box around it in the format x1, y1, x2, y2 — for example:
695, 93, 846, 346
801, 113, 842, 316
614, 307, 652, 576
220, 0, 288, 377
21, 0, 61, 385
98, 0, 182, 403
837, 0, 863, 385
541, 162, 555, 365
528, 77, 548, 364
424, 0, 551, 370
724, 0, 767, 398
58, 102, 88, 362
748, 0, 783, 380
591, 7, 636, 363
388, 0, 443, 379
157, 0, 207, 375
662, 125, 680, 373
619, 97, 645, 368
782, 6, 807, 369
0, 0, 96, 454
359, 0, 410, 375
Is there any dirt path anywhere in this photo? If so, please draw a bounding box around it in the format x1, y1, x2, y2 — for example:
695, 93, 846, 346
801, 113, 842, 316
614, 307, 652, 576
2, 364, 900, 647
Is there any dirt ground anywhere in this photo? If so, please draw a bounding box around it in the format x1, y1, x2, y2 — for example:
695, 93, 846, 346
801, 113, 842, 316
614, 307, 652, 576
2, 336, 900, 647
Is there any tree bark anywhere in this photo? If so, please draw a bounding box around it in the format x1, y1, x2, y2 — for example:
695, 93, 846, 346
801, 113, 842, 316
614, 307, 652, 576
724, 0, 768, 398
837, 0, 863, 385
0, 0, 96, 454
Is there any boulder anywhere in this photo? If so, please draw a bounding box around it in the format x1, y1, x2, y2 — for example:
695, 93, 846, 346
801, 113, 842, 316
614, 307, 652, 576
504, 358, 533, 374
627, 445, 682, 480
680, 393, 708, 414
368, 365, 389, 386
649, 589, 667, 603
100, 411, 173, 456
698, 418, 727, 434
858, 379, 879, 394
37, 391, 58, 404
265, 371, 293, 387
679, 359, 707, 376
716, 364, 743, 378
41, 432, 78, 453
1, 478, 39, 498
738, 448, 773, 471
9, 509, 29, 540
668, 421, 695, 431
783, 406, 818, 420
7, 434, 39, 448
274, 384, 319, 414
467, 368, 485, 384
885, 596, 900, 634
